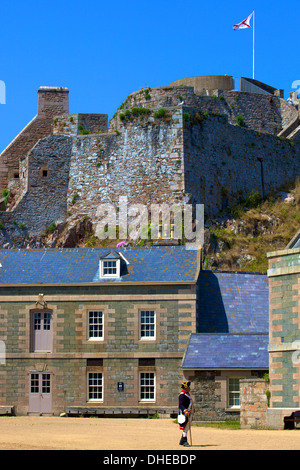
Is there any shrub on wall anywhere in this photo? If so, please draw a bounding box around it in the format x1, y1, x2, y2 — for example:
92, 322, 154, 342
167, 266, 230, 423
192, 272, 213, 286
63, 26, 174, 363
236, 115, 245, 127
154, 108, 167, 118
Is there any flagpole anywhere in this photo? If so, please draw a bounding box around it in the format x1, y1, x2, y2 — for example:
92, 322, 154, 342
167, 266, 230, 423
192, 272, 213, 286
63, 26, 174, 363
253, 10, 255, 79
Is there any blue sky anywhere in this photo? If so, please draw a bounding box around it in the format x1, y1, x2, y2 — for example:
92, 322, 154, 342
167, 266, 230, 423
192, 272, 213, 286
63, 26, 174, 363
0, 0, 299, 151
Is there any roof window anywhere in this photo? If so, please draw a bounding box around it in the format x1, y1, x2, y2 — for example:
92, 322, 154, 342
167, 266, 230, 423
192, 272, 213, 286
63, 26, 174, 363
99, 251, 128, 279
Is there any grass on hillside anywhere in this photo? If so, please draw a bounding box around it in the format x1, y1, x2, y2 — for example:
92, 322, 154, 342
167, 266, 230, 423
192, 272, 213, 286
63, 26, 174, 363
204, 179, 300, 273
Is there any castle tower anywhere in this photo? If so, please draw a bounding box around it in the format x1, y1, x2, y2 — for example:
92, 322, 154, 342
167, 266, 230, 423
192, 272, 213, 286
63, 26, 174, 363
37, 86, 69, 119
0, 86, 69, 192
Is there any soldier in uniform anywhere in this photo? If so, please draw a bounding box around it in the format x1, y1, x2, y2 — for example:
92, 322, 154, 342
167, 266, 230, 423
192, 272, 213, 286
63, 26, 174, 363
178, 380, 193, 447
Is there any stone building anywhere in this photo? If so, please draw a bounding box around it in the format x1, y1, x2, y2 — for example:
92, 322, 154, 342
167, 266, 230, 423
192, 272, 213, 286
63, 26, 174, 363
266, 230, 300, 428
0, 244, 272, 420
0, 246, 200, 416
181, 271, 269, 421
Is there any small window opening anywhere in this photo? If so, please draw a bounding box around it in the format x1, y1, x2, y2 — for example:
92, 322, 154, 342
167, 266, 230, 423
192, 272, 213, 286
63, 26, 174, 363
42, 170, 48, 177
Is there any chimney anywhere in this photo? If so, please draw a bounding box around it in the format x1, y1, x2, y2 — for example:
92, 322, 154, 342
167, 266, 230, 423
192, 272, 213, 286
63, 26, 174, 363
37, 86, 69, 119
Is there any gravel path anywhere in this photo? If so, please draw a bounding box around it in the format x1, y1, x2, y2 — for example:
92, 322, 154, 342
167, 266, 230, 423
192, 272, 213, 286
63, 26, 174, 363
0, 416, 299, 450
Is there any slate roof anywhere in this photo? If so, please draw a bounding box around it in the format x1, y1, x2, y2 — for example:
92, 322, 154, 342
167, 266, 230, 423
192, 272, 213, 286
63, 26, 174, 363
182, 271, 269, 369
0, 246, 200, 285
196, 271, 269, 333
182, 333, 269, 369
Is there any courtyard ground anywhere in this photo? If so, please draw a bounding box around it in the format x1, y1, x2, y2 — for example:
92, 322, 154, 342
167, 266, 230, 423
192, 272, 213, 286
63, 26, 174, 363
0, 416, 299, 450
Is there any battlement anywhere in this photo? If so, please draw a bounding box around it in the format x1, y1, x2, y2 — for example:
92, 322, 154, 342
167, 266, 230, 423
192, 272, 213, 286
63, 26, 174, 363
53, 113, 108, 136
110, 77, 297, 137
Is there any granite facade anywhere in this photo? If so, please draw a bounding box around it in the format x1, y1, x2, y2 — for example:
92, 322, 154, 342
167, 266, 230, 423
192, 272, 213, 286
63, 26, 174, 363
267, 245, 300, 428
0, 283, 196, 416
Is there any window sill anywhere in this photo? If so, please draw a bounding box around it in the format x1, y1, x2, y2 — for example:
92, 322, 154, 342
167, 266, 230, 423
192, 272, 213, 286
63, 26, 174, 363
225, 407, 240, 413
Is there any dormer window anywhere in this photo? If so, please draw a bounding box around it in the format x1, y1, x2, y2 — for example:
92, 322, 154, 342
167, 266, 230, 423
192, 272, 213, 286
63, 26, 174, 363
102, 259, 118, 277
99, 251, 122, 279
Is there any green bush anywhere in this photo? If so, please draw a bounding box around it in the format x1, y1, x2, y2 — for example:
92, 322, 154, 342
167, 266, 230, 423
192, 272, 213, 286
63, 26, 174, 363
144, 89, 151, 100
154, 108, 167, 118
244, 190, 262, 209
72, 193, 80, 204
236, 115, 245, 127
131, 107, 150, 117
45, 222, 56, 234
1, 189, 10, 206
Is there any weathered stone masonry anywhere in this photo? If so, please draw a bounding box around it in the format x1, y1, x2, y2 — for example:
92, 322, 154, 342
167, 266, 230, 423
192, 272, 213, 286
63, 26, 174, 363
0, 282, 196, 416
0, 79, 300, 238
0, 87, 69, 191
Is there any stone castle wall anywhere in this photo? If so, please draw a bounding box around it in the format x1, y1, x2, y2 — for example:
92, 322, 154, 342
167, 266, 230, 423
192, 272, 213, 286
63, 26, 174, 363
182, 109, 300, 215
0, 136, 73, 234
0, 82, 299, 239
110, 85, 298, 136
67, 109, 184, 218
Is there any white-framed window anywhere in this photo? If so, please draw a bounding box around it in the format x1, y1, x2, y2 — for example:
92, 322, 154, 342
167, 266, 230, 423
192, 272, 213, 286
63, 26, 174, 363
139, 310, 156, 340
100, 259, 120, 278
88, 311, 103, 340
88, 372, 103, 402
140, 372, 156, 401
228, 378, 241, 408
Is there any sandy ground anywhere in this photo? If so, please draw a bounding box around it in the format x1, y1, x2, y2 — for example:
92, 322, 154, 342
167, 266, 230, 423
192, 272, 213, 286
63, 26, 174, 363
0, 416, 299, 451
